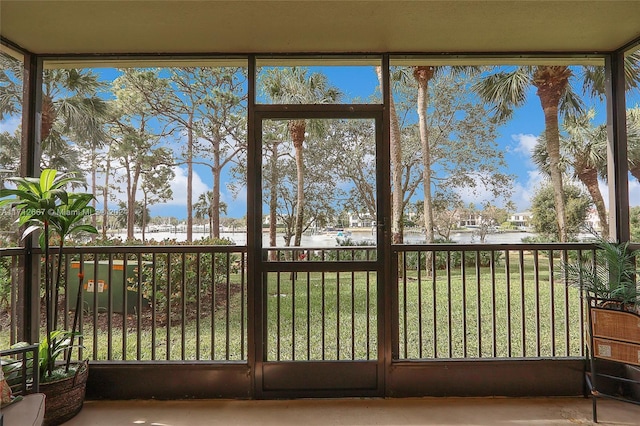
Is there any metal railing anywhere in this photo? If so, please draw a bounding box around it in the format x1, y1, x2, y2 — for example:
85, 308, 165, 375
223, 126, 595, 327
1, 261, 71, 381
394, 243, 591, 360
1, 242, 595, 365
0, 247, 25, 345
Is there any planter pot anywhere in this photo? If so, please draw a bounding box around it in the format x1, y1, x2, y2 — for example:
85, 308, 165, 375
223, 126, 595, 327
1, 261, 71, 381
40, 361, 88, 426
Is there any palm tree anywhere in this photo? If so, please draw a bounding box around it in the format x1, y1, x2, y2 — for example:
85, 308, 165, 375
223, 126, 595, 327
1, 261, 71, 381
475, 53, 640, 242
625, 107, 640, 181
260, 67, 340, 246
532, 109, 608, 238
194, 191, 227, 238
0, 54, 109, 174
411, 66, 480, 245
474, 65, 582, 242
375, 66, 404, 244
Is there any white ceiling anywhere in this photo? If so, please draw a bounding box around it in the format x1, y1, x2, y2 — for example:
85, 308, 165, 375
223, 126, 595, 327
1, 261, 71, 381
1, 1, 639, 56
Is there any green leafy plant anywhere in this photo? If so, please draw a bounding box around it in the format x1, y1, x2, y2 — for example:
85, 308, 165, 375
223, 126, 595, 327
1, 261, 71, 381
563, 237, 640, 309
0, 169, 97, 379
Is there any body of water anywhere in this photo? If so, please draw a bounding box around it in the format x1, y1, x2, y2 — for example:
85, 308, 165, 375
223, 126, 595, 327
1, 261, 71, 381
109, 229, 537, 247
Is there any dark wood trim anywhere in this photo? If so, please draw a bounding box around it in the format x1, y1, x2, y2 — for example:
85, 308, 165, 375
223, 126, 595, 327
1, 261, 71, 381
0, 36, 33, 56
262, 361, 378, 392
605, 51, 630, 242
247, 54, 262, 399
19, 52, 42, 345
32, 51, 612, 62
84, 359, 586, 399
86, 362, 252, 400
380, 54, 393, 396
614, 35, 640, 55
387, 359, 586, 397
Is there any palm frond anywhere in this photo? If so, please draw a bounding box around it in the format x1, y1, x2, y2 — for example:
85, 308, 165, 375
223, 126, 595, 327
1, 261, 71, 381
472, 68, 531, 121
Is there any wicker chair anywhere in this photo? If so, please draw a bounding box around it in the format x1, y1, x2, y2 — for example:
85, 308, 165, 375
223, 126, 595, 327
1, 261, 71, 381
1, 344, 46, 426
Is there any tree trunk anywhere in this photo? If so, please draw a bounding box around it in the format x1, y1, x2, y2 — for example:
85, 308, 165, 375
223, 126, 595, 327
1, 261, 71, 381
186, 118, 194, 242
290, 120, 306, 247
102, 157, 110, 240
90, 140, 98, 242
209, 201, 214, 239
578, 167, 609, 238
414, 66, 435, 244
41, 95, 56, 143
269, 142, 280, 261
213, 139, 221, 239
376, 66, 404, 244
534, 66, 571, 242
629, 164, 640, 183
142, 193, 147, 242
126, 171, 135, 240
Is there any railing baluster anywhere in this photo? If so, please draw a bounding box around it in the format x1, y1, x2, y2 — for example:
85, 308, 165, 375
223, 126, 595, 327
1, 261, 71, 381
403, 251, 409, 359
78, 253, 85, 361
166, 253, 171, 361
276, 271, 281, 361
476, 250, 481, 358
122, 254, 128, 360
306, 250, 312, 359
181, 253, 186, 360
137, 253, 142, 361
225, 252, 231, 360
336, 270, 341, 360
196, 252, 201, 360
366, 251, 371, 360
533, 250, 541, 357
519, 250, 526, 357
432, 249, 437, 358
447, 251, 452, 358
211, 252, 216, 360
107, 254, 113, 360
10, 255, 18, 345
351, 249, 355, 360
548, 249, 556, 357
151, 253, 157, 361
321, 250, 326, 361
562, 249, 570, 357
417, 250, 423, 359
92, 254, 99, 360
490, 248, 497, 357
461, 250, 467, 358
241, 252, 246, 360
505, 249, 511, 358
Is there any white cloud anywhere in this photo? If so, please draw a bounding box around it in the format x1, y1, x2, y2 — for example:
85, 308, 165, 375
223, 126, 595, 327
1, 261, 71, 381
90, 165, 210, 214
511, 133, 538, 156
629, 179, 640, 208
511, 170, 545, 211
158, 166, 209, 207
454, 173, 514, 208
596, 178, 640, 209
0, 116, 21, 134
221, 185, 247, 217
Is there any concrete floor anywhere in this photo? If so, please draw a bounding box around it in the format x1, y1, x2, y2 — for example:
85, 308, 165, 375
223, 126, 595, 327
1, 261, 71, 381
62, 397, 640, 425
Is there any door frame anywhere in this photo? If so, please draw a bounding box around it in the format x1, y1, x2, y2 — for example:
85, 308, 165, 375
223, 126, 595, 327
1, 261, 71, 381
248, 104, 390, 398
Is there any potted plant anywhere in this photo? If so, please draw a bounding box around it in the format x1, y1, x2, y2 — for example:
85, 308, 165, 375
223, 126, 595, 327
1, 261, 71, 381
563, 236, 640, 364
563, 236, 640, 313
0, 168, 97, 425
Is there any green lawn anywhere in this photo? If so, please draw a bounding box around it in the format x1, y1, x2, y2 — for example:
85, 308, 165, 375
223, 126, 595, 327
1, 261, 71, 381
4, 250, 586, 362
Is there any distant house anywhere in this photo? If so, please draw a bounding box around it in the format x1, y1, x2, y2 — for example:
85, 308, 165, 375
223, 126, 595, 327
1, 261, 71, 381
348, 212, 376, 228
509, 212, 532, 229
585, 208, 602, 233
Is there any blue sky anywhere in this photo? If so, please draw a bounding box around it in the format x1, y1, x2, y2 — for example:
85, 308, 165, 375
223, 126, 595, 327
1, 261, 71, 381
2, 64, 638, 220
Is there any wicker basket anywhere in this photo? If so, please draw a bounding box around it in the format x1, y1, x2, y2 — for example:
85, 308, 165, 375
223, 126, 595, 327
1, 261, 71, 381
592, 337, 640, 367
41, 361, 88, 426
591, 307, 640, 344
